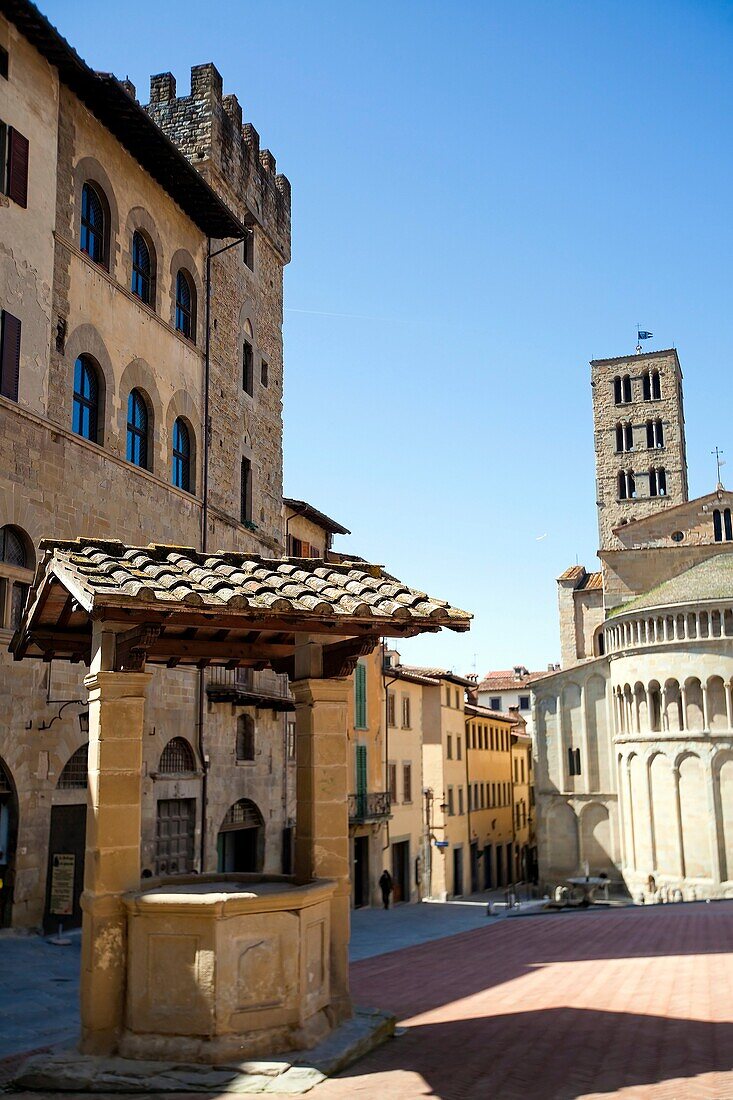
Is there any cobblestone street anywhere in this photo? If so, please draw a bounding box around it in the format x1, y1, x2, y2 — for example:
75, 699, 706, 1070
3, 900, 733, 1098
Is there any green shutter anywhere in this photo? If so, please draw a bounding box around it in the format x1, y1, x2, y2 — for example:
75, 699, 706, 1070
354, 662, 367, 729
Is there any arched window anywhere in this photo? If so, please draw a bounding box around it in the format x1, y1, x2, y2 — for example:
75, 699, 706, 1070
714, 509, 723, 542
126, 389, 148, 468
618, 470, 627, 500
80, 182, 106, 265
646, 418, 664, 448
618, 470, 636, 500
172, 418, 191, 492
649, 467, 658, 497
72, 356, 99, 442
159, 737, 195, 774
58, 744, 88, 789
657, 467, 666, 495
131, 231, 152, 304
642, 370, 651, 401
622, 375, 631, 402
175, 270, 195, 341
236, 714, 255, 761
717, 508, 733, 542
0, 525, 34, 631
726, 508, 733, 542
651, 369, 661, 399
613, 376, 622, 405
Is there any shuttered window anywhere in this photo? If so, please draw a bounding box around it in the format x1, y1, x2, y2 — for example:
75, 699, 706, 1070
354, 662, 367, 729
0, 310, 21, 401
7, 127, 28, 207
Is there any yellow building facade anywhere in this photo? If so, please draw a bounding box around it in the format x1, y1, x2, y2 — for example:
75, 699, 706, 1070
384, 657, 429, 903
464, 703, 517, 892
511, 720, 535, 882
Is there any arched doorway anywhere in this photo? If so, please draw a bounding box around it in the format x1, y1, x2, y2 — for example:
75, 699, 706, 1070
217, 799, 265, 872
0, 757, 18, 928
44, 745, 88, 932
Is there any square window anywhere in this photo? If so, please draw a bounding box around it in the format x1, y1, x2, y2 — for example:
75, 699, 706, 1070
490, 696, 501, 711
261, 359, 268, 387
519, 695, 530, 710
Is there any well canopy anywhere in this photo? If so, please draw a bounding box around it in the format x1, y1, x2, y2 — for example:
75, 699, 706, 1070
11, 539, 471, 675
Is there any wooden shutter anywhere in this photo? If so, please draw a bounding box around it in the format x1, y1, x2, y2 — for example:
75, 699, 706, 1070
355, 744, 367, 796
8, 128, 29, 208
354, 663, 366, 728
0, 311, 21, 401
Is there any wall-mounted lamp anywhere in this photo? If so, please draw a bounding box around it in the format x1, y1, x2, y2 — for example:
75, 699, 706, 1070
78, 711, 89, 735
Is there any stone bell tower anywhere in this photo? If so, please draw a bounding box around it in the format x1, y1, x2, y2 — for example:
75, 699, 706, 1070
591, 348, 689, 550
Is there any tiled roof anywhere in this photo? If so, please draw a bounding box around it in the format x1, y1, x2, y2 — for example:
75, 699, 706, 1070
558, 565, 586, 581
23, 539, 472, 629
464, 702, 515, 723
478, 668, 549, 691
607, 552, 733, 617
389, 667, 441, 686
578, 571, 603, 591
283, 499, 350, 536
396, 664, 474, 687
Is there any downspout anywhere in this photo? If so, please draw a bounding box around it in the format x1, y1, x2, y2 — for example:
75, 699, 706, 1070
197, 232, 248, 872
383, 645, 398, 854
197, 236, 212, 871
464, 707, 472, 887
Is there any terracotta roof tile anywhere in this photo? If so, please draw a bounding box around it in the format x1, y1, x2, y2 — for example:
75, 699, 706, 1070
28, 539, 472, 631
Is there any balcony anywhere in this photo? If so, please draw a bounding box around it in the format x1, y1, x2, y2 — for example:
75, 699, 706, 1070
348, 791, 392, 823
206, 667, 294, 711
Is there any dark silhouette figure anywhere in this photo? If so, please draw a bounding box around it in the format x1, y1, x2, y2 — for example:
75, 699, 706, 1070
379, 869, 393, 909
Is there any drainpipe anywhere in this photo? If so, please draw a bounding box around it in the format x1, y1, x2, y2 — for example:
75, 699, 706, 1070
464, 707, 472, 887
198, 231, 248, 872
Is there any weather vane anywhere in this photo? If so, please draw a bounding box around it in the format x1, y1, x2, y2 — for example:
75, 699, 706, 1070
713, 446, 725, 491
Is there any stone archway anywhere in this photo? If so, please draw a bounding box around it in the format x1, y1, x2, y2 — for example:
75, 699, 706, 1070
579, 802, 614, 872
0, 757, 18, 928
217, 798, 265, 873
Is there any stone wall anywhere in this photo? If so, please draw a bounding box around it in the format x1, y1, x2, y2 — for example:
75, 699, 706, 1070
591, 350, 689, 551
0, 30, 294, 927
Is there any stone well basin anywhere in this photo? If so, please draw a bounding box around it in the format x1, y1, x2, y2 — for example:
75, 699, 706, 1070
119, 873, 337, 1064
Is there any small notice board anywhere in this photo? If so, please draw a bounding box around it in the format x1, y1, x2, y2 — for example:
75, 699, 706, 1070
50, 853, 75, 916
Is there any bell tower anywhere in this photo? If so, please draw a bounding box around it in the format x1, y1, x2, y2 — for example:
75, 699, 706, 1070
591, 348, 689, 550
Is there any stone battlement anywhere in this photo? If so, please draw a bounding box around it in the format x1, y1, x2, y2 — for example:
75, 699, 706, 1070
146, 64, 291, 261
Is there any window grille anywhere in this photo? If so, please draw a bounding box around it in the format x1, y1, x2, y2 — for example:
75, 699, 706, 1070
159, 737, 195, 774
221, 798, 263, 830
57, 744, 88, 789
1, 526, 25, 567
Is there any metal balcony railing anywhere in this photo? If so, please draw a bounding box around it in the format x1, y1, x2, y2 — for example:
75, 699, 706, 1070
206, 667, 294, 710
348, 791, 392, 823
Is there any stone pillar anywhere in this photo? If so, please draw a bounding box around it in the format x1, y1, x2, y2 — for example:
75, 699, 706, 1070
725, 682, 732, 729
80, 668, 152, 1055
679, 685, 687, 733
673, 765, 685, 879
291, 648, 352, 1026
702, 684, 710, 731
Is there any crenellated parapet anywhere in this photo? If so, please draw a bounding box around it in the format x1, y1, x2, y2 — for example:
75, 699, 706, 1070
146, 65, 291, 261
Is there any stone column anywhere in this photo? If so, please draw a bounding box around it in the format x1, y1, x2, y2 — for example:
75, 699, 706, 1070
724, 682, 732, 729
702, 684, 710, 731
291, 641, 352, 1026
80, 667, 152, 1055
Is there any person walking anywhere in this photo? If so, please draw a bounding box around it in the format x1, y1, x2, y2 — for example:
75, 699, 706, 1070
379, 869, 393, 910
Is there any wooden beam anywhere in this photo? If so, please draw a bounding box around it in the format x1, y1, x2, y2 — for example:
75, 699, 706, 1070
147, 638, 294, 662
323, 636, 379, 678
115, 625, 162, 672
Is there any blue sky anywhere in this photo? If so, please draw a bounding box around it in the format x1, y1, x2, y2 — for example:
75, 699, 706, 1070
43, 0, 733, 676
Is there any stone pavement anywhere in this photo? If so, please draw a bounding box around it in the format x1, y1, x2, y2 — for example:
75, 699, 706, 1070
6, 900, 733, 1098
0, 893, 525, 1063
319, 900, 733, 1100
